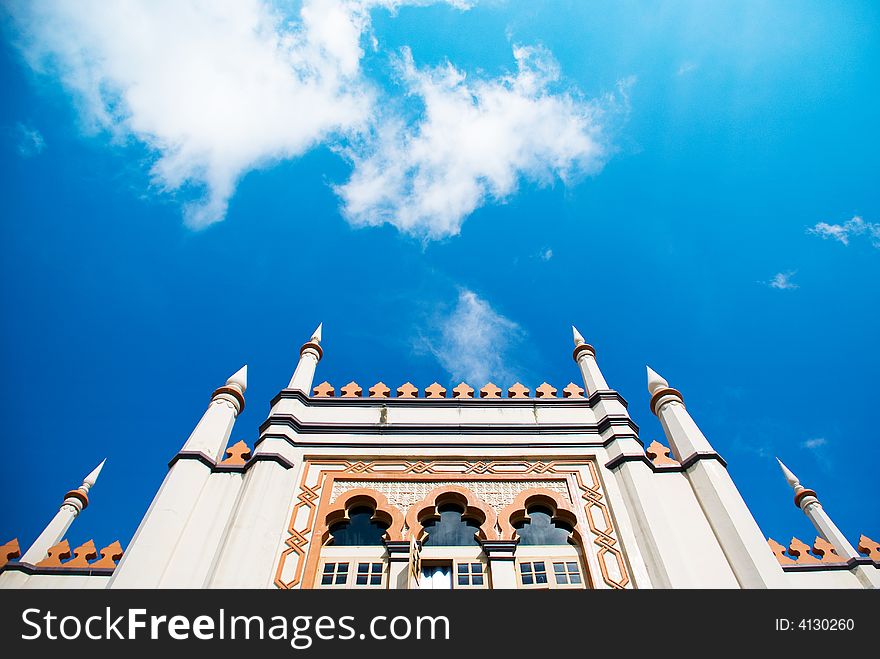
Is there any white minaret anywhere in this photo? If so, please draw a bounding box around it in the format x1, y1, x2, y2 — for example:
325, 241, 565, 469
182, 365, 247, 462
647, 366, 785, 587
109, 366, 246, 587
775, 459, 858, 558
20, 460, 105, 564
288, 324, 323, 392
776, 459, 879, 588
571, 325, 608, 395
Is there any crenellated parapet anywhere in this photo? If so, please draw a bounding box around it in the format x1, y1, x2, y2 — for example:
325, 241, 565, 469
2, 537, 124, 577
768, 535, 880, 569
311, 380, 597, 400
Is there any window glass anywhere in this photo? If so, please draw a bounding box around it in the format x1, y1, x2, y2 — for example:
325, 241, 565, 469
321, 562, 349, 586
422, 503, 481, 546
514, 506, 573, 545
456, 562, 485, 586
519, 561, 548, 585
328, 506, 389, 546
355, 562, 384, 586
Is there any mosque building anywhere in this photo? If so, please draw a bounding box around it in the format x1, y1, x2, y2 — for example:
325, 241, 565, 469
2, 326, 877, 589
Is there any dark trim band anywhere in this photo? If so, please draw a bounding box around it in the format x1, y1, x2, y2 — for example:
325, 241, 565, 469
211, 385, 245, 413
794, 489, 818, 508
605, 451, 727, 472
649, 387, 683, 416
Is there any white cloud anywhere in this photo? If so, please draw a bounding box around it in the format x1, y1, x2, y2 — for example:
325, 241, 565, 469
427, 289, 523, 384
766, 271, 799, 290
676, 61, 698, 76
802, 437, 827, 450
337, 45, 622, 240
14, 122, 46, 156
808, 216, 880, 248
8, 0, 468, 228
539, 247, 553, 261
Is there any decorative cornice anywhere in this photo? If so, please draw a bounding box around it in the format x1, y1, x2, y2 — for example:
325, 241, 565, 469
794, 488, 818, 508
299, 341, 323, 361
63, 488, 89, 510
270, 387, 629, 409
257, 432, 642, 451
649, 387, 683, 415
169, 449, 296, 473
0, 562, 116, 577
572, 343, 595, 363
780, 557, 877, 572
258, 413, 640, 437
211, 385, 245, 413
605, 450, 726, 472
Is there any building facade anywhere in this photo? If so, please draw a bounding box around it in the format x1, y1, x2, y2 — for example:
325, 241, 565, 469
2, 326, 878, 589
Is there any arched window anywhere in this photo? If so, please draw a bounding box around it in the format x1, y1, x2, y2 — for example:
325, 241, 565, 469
421, 503, 482, 547
514, 506, 575, 545
328, 506, 389, 546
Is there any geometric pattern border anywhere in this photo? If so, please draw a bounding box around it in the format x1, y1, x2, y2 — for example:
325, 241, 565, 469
274, 458, 630, 590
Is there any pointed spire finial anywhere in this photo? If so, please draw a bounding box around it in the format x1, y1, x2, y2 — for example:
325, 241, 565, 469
646, 365, 669, 395
83, 459, 106, 490
311, 323, 322, 344
226, 365, 248, 393
572, 325, 585, 346
776, 458, 801, 490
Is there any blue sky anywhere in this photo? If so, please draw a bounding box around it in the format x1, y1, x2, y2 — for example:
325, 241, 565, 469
1, 0, 878, 560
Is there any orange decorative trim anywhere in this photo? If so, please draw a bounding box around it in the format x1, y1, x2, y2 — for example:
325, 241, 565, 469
211, 385, 245, 412
0, 538, 20, 569
811, 537, 841, 563
535, 382, 557, 398
452, 382, 474, 399
219, 440, 251, 466
794, 489, 817, 508
64, 488, 89, 510
368, 382, 391, 398
35, 540, 71, 567
92, 541, 124, 568
645, 440, 679, 467
767, 538, 796, 565
572, 343, 595, 362
405, 485, 498, 545
340, 381, 362, 398
649, 387, 682, 415
425, 383, 447, 398
562, 382, 584, 398
64, 540, 98, 568
778, 536, 846, 565
507, 383, 530, 398
858, 535, 880, 561
313, 381, 335, 398
479, 383, 501, 399
397, 382, 418, 398
299, 341, 323, 361
274, 458, 631, 591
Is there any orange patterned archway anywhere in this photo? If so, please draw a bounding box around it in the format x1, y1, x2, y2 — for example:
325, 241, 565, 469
314, 488, 405, 546
406, 485, 498, 542
498, 489, 584, 546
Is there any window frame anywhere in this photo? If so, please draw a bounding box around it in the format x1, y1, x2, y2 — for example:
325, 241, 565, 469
453, 559, 488, 589
517, 557, 585, 590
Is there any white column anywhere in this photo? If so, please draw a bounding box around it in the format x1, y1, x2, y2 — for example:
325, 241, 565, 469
571, 326, 608, 394
207, 452, 300, 588
288, 324, 322, 392
109, 367, 245, 588
480, 540, 519, 589
20, 460, 105, 564
648, 366, 785, 588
